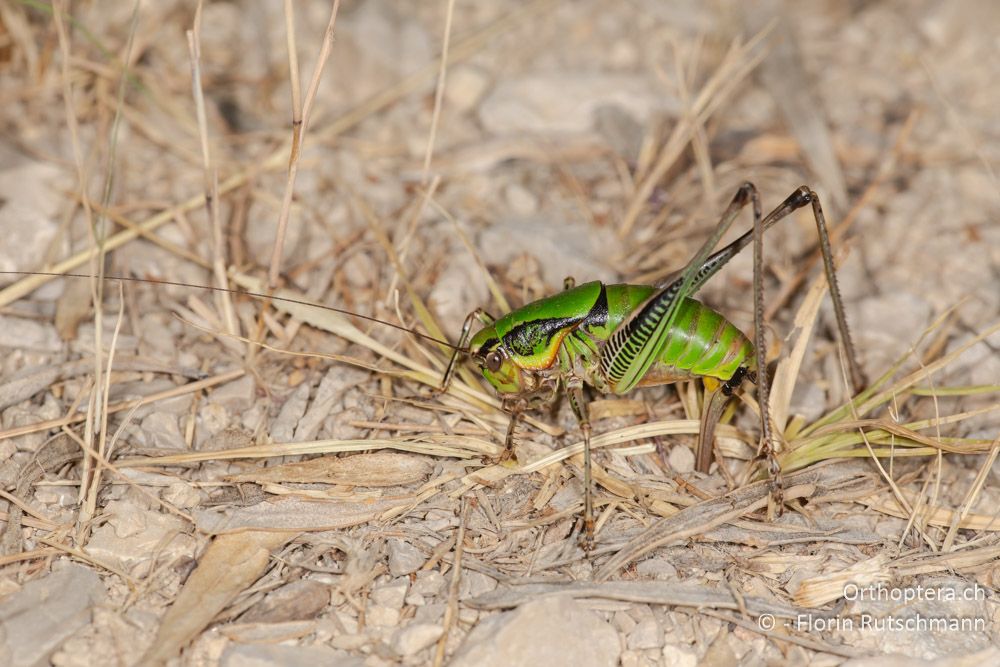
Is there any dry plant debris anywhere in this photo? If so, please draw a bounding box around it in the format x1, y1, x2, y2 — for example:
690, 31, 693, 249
0, 1, 998, 666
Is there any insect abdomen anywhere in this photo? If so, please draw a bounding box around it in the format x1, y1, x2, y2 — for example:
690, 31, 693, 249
649, 298, 754, 383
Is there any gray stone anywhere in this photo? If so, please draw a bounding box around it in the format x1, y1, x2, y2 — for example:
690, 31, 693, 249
270, 381, 311, 442
138, 411, 186, 450
627, 618, 663, 650
392, 622, 443, 657
86, 500, 189, 569
666, 443, 694, 474
221, 643, 362, 667
0, 368, 60, 412
479, 74, 676, 135
387, 538, 425, 576
449, 597, 621, 667
210, 374, 256, 412
370, 579, 408, 610
0, 564, 105, 667
662, 644, 699, 667
294, 369, 341, 442
445, 65, 491, 113
0, 315, 61, 352
479, 216, 620, 289
634, 557, 677, 580
459, 571, 497, 599
367, 605, 400, 627
411, 570, 445, 597
0, 155, 66, 275
240, 580, 330, 623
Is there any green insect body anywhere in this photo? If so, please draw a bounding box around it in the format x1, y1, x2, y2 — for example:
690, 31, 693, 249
470, 281, 755, 399
447, 183, 865, 552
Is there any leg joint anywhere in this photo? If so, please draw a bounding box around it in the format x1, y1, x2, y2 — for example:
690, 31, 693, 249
790, 186, 813, 208
735, 181, 758, 205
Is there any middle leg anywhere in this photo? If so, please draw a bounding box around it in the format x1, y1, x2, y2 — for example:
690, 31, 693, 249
567, 379, 595, 551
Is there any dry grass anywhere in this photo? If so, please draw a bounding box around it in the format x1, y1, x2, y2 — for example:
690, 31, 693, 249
0, 1, 998, 664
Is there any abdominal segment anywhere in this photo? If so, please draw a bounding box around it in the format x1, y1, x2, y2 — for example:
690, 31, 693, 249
636, 299, 754, 387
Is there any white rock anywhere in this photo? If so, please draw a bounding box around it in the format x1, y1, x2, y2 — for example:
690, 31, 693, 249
0, 564, 105, 667
789, 380, 828, 424
428, 251, 491, 337
445, 65, 491, 113
245, 207, 302, 268
449, 597, 621, 667
392, 623, 443, 657
341, 1, 430, 77
366, 605, 400, 627
667, 444, 695, 473
108, 499, 147, 538
414, 602, 447, 626
478, 216, 620, 288
388, 538, 425, 576
593, 105, 645, 161
613, 610, 637, 635
0, 315, 61, 352
662, 644, 699, 667
856, 291, 933, 369
196, 402, 230, 445
329, 634, 368, 652
628, 618, 663, 650
459, 571, 497, 599
220, 643, 363, 667
161, 481, 202, 509
0, 154, 66, 273
270, 381, 311, 443
87, 501, 188, 568
138, 412, 186, 450
504, 183, 539, 215
620, 650, 657, 667
480, 74, 678, 135
294, 368, 343, 442
412, 570, 445, 597
320, 0, 431, 112
370, 579, 409, 610
211, 375, 256, 412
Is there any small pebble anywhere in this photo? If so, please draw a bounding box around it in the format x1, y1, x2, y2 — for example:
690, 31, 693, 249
392, 623, 443, 657
370, 579, 408, 610
366, 605, 400, 627
662, 645, 699, 667
667, 444, 694, 473
628, 618, 663, 650
444, 65, 490, 113
449, 597, 620, 667
387, 539, 425, 576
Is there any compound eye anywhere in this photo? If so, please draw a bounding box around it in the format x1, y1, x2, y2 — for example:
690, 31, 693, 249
485, 350, 503, 372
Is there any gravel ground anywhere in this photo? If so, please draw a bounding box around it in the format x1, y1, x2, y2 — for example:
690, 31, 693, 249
0, 2, 998, 666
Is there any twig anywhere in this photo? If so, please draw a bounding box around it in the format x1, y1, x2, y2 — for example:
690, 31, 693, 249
619, 25, 773, 237
268, 0, 342, 288
187, 0, 238, 340
433, 497, 470, 667
80, 281, 125, 533
422, 0, 457, 184
942, 434, 1000, 550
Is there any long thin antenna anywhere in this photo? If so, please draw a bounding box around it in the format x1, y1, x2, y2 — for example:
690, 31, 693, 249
0, 271, 467, 351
